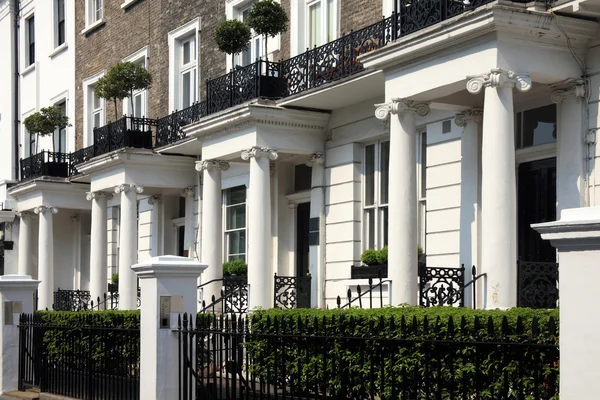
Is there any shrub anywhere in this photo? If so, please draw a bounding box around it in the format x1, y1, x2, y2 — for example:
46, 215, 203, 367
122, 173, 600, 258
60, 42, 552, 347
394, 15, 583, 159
223, 259, 248, 276
23, 106, 71, 153
214, 19, 252, 67
246, 0, 288, 59
111, 273, 119, 285
376, 246, 388, 265
360, 249, 379, 266
246, 307, 559, 399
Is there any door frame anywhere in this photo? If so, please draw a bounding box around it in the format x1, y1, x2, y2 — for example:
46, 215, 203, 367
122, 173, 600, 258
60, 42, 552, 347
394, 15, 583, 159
286, 191, 311, 277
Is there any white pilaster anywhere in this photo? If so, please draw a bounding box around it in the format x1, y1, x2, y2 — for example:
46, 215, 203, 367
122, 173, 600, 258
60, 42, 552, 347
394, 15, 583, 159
115, 184, 144, 310
16, 211, 33, 277
306, 153, 325, 308
242, 146, 278, 309
182, 187, 195, 258
148, 196, 162, 257
552, 83, 586, 217
196, 160, 230, 303
374, 99, 430, 306
467, 68, 532, 309
71, 214, 82, 290
455, 109, 483, 308
132, 256, 207, 400
87, 191, 113, 304
35, 206, 58, 310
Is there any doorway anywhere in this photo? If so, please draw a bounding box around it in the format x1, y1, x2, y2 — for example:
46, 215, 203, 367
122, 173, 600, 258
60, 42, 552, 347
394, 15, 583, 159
517, 158, 557, 262
296, 202, 310, 278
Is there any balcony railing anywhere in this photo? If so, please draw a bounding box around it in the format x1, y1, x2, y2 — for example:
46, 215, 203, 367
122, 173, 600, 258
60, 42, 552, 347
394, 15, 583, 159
20, 150, 71, 181
155, 100, 208, 148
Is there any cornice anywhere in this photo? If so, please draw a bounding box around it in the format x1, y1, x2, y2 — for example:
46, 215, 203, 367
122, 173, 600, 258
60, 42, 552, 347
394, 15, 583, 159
8, 179, 89, 199
360, 4, 598, 73
75, 149, 196, 176
182, 103, 331, 141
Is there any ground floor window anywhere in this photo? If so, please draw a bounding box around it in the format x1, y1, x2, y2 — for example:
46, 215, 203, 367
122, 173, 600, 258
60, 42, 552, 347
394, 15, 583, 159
224, 186, 247, 262
363, 140, 389, 250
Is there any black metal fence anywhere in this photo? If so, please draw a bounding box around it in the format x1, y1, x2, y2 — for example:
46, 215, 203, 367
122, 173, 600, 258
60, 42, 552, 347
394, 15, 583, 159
176, 312, 559, 400
94, 115, 156, 155
20, 150, 70, 181
200, 276, 250, 314
18, 313, 140, 400
274, 274, 311, 309
518, 260, 559, 309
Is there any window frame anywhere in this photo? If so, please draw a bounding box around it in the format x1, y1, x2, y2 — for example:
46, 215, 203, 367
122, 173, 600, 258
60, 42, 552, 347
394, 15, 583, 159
82, 72, 105, 147
54, 0, 66, 48
25, 15, 35, 67
122, 47, 149, 118
362, 140, 389, 251
168, 19, 200, 112
180, 36, 198, 109
223, 186, 248, 262
86, 0, 103, 27
235, 2, 263, 68
305, 0, 337, 50
53, 100, 68, 154
515, 104, 557, 150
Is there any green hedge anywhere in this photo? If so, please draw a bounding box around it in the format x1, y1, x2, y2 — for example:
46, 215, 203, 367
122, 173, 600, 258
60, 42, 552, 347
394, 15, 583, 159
245, 307, 559, 399
34, 311, 140, 377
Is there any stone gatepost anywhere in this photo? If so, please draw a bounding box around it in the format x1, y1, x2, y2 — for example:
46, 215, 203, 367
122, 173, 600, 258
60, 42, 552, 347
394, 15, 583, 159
132, 255, 207, 400
533, 207, 600, 400
0, 275, 40, 394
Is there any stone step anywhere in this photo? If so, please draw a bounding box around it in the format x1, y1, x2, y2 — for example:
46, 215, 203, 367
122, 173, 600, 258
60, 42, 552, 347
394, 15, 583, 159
2, 391, 39, 400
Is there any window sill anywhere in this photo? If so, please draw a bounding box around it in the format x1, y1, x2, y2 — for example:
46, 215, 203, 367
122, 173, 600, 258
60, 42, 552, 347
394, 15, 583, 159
22, 63, 35, 77
49, 43, 68, 59
121, 0, 143, 10
81, 19, 106, 36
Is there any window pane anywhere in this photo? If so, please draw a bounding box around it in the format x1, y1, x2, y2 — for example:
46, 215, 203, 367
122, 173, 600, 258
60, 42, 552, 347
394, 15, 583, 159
309, 2, 321, 48
95, 0, 103, 21
193, 69, 197, 103
28, 17, 35, 65
519, 104, 557, 148
93, 112, 101, 128
226, 205, 246, 230
182, 71, 191, 108
327, 0, 335, 42
365, 144, 375, 206
381, 207, 388, 247
380, 141, 389, 204
227, 231, 246, 258
421, 132, 427, 198
294, 164, 312, 192
93, 91, 100, 110
226, 186, 246, 205
134, 93, 142, 118
365, 209, 375, 250
57, 0, 65, 46
183, 41, 191, 64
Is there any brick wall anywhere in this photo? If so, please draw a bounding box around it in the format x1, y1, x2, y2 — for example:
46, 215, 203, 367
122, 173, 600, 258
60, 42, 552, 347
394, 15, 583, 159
340, 0, 383, 35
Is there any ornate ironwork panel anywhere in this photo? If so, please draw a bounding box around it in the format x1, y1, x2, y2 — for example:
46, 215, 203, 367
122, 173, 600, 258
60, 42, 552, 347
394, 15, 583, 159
156, 101, 208, 148
518, 261, 559, 309
20, 152, 44, 181
232, 62, 258, 106
69, 145, 95, 176
53, 289, 92, 311
222, 276, 248, 314
274, 274, 312, 309
419, 265, 465, 307
281, 52, 310, 96
94, 118, 127, 156
207, 72, 232, 114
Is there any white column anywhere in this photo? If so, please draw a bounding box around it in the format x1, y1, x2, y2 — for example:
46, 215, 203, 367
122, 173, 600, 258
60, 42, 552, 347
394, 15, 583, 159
0, 275, 40, 394
552, 83, 586, 217
242, 146, 278, 309
87, 191, 112, 304
375, 99, 430, 306
455, 109, 482, 307
307, 153, 325, 308
35, 205, 58, 310
287, 203, 297, 277
196, 160, 230, 303
182, 187, 195, 258
467, 68, 532, 309
71, 214, 82, 290
16, 211, 33, 276
115, 183, 144, 310
132, 255, 207, 400
148, 196, 162, 257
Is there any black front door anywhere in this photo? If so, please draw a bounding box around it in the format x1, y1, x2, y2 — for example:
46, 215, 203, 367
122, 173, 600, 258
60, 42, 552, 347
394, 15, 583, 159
517, 158, 557, 262
296, 202, 310, 278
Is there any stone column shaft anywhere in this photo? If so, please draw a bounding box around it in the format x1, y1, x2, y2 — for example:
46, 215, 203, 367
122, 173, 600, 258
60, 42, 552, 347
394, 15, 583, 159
88, 191, 112, 304
35, 206, 58, 310
17, 212, 33, 277
242, 147, 278, 309
115, 184, 144, 309
307, 153, 325, 308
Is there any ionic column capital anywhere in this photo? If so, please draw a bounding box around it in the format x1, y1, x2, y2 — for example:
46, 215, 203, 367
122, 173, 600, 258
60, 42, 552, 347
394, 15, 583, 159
454, 109, 483, 127
147, 195, 161, 205
16, 210, 35, 219
86, 191, 114, 201
466, 69, 532, 94
551, 84, 586, 103
305, 153, 325, 167
241, 146, 279, 161
374, 98, 430, 121
114, 184, 144, 195
34, 206, 58, 215
181, 186, 195, 197
195, 160, 230, 172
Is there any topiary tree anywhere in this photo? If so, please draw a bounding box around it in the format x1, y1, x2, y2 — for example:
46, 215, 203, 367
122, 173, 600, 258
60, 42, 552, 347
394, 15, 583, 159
223, 259, 248, 277
360, 249, 379, 266
23, 105, 71, 153
246, 0, 288, 60
94, 61, 152, 121
214, 19, 252, 68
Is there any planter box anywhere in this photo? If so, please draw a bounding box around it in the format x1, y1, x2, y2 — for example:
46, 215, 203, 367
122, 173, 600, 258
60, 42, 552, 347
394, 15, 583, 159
351, 264, 388, 279
43, 161, 69, 178
125, 129, 153, 149
259, 75, 286, 99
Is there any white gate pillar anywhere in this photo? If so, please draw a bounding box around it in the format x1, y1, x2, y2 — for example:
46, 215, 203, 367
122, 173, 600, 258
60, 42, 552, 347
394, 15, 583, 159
132, 255, 207, 400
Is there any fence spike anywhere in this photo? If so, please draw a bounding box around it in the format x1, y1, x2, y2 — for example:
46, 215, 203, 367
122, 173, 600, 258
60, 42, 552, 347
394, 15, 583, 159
501, 316, 509, 340
548, 316, 557, 337
412, 315, 418, 335
400, 315, 406, 338
532, 316, 539, 338
515, 316, 524, 335
182, 312, 188, 330
423, 315, 429, 335
487, 316, 494, 339
474, 316, 481, 338
460, 316, 467, 339
336, 296, 341, 308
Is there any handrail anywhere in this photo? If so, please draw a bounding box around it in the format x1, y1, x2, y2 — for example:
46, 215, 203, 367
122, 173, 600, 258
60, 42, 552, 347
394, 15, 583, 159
337, 274, 391, 309
197, 278, 225, 289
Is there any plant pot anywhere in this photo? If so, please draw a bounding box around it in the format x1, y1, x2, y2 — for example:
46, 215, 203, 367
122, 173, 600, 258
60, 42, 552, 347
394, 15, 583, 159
125, 129, 153, 149
259, 75, 286, 99
351, 264, 388, 279
43, 161, 69, 178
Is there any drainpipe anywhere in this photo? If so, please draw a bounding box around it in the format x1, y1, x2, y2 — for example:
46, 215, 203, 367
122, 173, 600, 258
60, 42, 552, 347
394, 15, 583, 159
10, 0, 20, 181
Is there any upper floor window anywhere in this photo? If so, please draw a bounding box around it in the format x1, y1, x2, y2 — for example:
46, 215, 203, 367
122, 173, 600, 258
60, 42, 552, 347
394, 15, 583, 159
54, 101, 67, 153
363, 141, 389, 250
25, 16, 35, 66
180, 36, 198, 109
55, 0, 66, 47
307, 0, 335, 48
224, 186, 247, 262
83, 74, 105, 146
23, 124, 36, 158
87, 0, 103, 27
168, 19, 200, 111
236, 2, 262, 67
92, 90, 103, 129
123, 49, 149, 118
516, 104, 557, 149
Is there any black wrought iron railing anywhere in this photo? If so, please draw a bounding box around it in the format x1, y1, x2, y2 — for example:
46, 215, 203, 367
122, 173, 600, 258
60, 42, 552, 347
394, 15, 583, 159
155, 100, 208, 148
198, 276, 249, 314
52, 288, 92, 311
94, 115, 156, 155
68, 145, 95, 176
337, 271, 391, 309
274, 273, 312, 309
518, 260, 559, 309
20, 150, 70, 181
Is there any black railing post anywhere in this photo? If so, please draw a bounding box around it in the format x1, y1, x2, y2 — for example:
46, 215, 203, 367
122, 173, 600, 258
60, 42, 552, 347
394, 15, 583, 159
229, 69, 234, 109
472, 265, 477, 309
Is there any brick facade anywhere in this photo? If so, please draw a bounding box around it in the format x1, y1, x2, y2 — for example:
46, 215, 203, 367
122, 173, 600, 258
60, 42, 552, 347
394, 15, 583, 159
340, 0, 383, 35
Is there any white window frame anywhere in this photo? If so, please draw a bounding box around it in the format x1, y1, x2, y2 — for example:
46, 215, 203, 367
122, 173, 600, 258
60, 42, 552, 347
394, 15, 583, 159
223, 186, 248, 262
86, 0, 103, 27
362, 140, 389, 251
25, 14, 35, 67
82, 72, 105, 147
21, 110, 36, 159
52, 99, 68, 154
53, 0, 66, 49
290, 0, 337, 56
122, 47, 149, 118
416, 131, 427, 253
168, 18, 200, 112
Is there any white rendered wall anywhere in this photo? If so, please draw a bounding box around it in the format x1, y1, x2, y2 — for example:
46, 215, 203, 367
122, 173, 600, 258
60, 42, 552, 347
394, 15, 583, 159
586, 39, 600, 207
0, 1, 16, 186
138, 197, 153, 263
